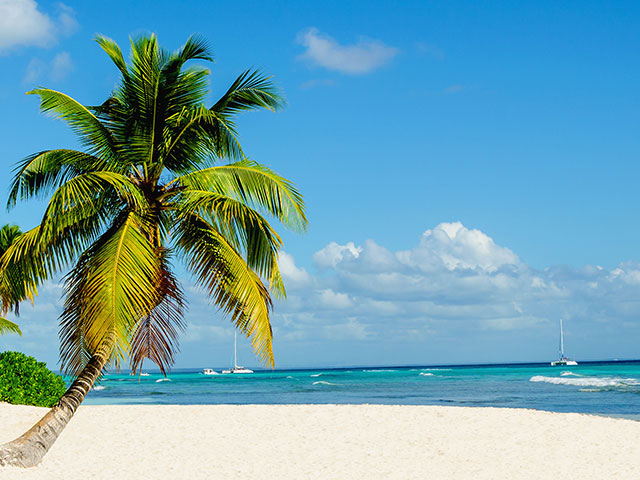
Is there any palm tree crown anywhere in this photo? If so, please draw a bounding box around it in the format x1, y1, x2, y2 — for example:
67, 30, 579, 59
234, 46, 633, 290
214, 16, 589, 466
4, 34, 306, 375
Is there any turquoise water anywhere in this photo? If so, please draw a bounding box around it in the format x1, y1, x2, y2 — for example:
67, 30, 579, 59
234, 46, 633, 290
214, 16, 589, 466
84, 361, 640, 419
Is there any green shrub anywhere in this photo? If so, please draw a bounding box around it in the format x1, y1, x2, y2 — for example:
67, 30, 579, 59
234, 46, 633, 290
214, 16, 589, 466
0, 351, 67, 407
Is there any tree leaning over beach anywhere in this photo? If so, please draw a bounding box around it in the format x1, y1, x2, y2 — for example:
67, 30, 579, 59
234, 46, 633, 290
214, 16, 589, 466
0, 34, 306, 468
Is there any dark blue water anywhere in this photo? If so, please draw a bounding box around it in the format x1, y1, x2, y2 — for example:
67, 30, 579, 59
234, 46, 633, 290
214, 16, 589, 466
84, 361, 640, 419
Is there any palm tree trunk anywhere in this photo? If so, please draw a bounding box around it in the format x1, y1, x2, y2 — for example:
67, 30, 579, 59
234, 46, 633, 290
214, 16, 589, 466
0, 354, 106, 468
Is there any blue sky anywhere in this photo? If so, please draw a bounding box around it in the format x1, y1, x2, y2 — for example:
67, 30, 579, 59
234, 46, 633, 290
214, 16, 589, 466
1, 0, 640, 369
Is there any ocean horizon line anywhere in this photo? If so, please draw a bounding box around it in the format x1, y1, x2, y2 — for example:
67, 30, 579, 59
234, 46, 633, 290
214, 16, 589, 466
85, 358, 640, 376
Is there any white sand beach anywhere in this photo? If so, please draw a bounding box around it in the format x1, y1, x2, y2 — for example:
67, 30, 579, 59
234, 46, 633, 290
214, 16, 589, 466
0, 403, 638, 479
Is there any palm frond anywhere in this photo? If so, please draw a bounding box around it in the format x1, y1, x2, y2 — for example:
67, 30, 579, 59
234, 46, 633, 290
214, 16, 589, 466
212, 69, 286, 115
27, 89, 117, 159
59, 211, 160, 376
39, 171, 147, 239
172, 160, 307, 232
173, 189, 283, 277
175, 214, 274, 366
95, 35, 128, 75
0, 318, 21, 336
129, 253, 185, 376
8, 150, 104, 208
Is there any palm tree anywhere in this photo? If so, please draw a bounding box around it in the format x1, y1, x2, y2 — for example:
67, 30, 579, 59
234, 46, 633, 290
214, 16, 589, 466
0, 34, 306, 468
0, 224, 24, 336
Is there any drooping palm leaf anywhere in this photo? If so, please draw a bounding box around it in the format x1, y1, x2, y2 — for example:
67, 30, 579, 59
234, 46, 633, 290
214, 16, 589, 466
173, 160, 307, 232
0, 318, 21, 336
175, 214, 274, 366
59, 211, 160, 375
129, 252, 185, 376
27, 89, 117, 160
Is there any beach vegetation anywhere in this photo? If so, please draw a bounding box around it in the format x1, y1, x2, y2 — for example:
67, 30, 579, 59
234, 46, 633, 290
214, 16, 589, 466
0, 352, 66, 407
0, 33, 305, 468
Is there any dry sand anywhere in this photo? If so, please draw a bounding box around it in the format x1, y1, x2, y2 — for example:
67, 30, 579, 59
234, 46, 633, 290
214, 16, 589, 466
0, 403, 639, 479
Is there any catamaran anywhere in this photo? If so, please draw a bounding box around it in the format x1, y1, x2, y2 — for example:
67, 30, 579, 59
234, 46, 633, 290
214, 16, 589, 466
550, 319, 578, 366
222, 332, 254, 374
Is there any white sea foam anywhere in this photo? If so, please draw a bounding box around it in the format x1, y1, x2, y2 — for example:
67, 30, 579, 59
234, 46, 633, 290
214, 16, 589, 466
560, 371, 582, 377
310, 373, 322, 377
421, 368, 451, 371
155, 378, 171, 383
312, 381, 336, 386
530, 375, 640, 388
92, 386, 106, 391
419, 372, 434, 376
362, 369, 396, 373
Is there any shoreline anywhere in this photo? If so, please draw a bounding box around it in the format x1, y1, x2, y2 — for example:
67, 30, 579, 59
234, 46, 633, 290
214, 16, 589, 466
1, 403, 639, 479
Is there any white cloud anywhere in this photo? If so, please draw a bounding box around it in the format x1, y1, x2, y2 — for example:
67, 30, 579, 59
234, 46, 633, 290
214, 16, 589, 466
274, 221, 640, 360
296, 27, 398, 75
278, 251, 312, 290
0, 1, 77, 53
313, 241, 362, 268
398, 222, 519, 273
23, 50, 73, 83
317, 289, 352, 309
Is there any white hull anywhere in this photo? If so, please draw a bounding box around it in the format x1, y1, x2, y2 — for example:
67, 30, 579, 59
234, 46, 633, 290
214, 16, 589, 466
222, 367, 253, 374
203, 369, 218, 375
550, 359, 578, 367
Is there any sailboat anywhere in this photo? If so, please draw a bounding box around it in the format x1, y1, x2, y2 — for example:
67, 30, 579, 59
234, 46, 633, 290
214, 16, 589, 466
221, 332, 254, 374
550, 319, 578, 366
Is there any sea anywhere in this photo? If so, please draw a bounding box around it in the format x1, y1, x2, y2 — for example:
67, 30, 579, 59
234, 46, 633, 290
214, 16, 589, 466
83, 361, 640, 420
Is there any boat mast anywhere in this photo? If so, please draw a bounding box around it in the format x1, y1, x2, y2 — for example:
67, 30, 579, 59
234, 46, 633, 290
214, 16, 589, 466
559, 319, 564, 358
234, 331, 237, 368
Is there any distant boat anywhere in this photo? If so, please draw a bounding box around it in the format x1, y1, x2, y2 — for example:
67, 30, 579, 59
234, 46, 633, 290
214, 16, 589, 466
203, 368, 218, 375
550, 319, 578, 366
221, 332, 253, 374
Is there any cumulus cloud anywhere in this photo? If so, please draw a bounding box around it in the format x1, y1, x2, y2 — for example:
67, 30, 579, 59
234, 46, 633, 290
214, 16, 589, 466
279, 251, 311, 288
0, 1, 77, 53
313, 241, 362, 268
296, 28, 398, 75
273, 221, 640, 363
398, 222, 519, 273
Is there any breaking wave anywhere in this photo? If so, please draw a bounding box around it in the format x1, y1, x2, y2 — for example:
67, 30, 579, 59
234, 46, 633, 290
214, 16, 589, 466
312, 381, 337, 386
155, 378, 171, 383
560, 371, 582, 377
419, 372, 435, 376
92, 386, 106, 391
530, 375, 640, 389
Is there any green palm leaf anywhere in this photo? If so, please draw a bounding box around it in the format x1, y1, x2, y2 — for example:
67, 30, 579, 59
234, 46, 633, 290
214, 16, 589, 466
129, 253, 185, 376
173, 160, 307, 232
27, 89, 117, 160
59, 212, 160, 375
7, 150, 104, 208
0, 318, 21, 336
175, 214, 275, 366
